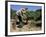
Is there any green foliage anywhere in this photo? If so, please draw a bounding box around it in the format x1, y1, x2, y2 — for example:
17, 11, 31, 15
24, 9, 42, 21
11, 9, 16, 19
11, 8, 42, 21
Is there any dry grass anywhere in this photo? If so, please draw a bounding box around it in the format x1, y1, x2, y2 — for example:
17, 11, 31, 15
10, 19, 42, 32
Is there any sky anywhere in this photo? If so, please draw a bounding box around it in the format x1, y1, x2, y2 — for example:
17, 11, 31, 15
10, 5, 42, 11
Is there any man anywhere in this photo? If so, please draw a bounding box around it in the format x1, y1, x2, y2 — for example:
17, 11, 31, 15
16, 8, 28, 28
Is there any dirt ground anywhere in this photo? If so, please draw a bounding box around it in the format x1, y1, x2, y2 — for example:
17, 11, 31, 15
10, 19, 41, 32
